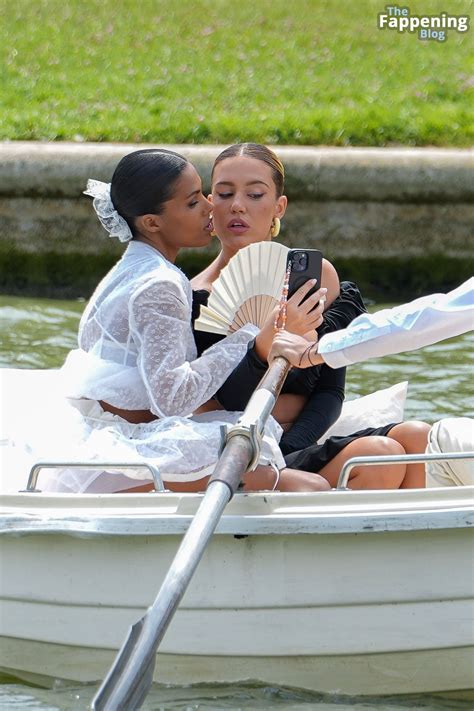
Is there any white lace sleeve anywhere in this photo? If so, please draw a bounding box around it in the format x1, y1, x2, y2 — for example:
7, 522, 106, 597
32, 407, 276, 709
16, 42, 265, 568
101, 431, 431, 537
130, 278, 259, 417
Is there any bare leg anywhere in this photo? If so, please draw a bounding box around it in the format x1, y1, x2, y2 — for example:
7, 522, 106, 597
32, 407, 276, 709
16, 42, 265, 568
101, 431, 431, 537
120, 464, 330, 494
243, 465, 330, 492
318, 436, 407, 490
275, 468, 331, 492
120, 478, 209, 493
386, 421, 431, 488
115, 425, 427, 494
271, 393, 307, 431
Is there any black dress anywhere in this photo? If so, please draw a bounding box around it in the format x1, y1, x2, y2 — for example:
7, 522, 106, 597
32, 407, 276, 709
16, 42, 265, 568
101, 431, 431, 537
192, 282, 398, 474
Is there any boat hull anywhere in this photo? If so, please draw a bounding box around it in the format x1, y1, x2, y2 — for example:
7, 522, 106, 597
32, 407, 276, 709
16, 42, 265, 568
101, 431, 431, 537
1, 488, 473, 695
2, 637, 473, 697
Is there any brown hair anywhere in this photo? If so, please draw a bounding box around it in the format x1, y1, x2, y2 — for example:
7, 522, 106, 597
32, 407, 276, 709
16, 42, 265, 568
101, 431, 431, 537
212, 143, 285, 197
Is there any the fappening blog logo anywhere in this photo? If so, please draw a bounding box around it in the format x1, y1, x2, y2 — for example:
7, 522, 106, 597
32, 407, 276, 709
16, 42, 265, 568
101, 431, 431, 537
378, 5, 470, 42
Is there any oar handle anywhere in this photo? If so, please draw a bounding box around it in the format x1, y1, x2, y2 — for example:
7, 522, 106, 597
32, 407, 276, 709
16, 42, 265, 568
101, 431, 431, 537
259, 355, 291, 395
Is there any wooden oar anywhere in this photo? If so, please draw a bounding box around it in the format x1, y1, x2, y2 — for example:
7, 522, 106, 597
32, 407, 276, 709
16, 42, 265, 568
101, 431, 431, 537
91, 355, 291, 711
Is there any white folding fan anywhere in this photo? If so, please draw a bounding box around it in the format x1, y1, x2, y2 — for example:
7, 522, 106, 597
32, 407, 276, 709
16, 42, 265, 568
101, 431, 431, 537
194, 241, 290, 335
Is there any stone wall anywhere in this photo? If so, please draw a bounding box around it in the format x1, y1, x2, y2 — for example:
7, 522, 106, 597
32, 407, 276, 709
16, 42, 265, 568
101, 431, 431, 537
1, 142, 472, 297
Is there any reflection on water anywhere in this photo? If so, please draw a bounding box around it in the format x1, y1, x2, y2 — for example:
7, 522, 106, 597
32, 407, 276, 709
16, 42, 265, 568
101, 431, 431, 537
0, 297, 473, 710
1, 296, 472, 422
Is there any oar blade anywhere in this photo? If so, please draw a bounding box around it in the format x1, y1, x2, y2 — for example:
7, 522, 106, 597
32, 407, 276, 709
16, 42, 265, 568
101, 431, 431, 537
91, 614, 155, 711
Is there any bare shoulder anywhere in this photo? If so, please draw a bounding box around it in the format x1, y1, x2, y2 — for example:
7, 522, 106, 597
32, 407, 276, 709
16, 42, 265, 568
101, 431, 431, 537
190, 273, 213, 292
321, 258, 340, 307
190, 257, 221, 292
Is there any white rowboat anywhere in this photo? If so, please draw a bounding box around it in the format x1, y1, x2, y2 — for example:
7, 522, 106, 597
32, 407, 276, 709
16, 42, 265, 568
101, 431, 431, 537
1, 483, 473, 696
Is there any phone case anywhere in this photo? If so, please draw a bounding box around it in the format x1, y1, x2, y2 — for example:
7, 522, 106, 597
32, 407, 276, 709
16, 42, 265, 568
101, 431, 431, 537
287, 249, 323, 303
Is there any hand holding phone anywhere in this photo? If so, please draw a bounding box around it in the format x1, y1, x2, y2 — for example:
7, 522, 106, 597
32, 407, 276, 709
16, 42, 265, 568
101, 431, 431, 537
275, 249, 324, 336
287, 249, 323, 304
283, 284, 326, 336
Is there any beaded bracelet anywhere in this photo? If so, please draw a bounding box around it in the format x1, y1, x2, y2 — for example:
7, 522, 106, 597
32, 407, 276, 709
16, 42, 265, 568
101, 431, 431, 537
274, 262, 292, 331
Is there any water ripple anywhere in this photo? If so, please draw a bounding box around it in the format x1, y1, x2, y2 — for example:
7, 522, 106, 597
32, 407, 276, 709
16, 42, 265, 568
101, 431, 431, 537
1, 298, 472, 421
0, 682, 472, 710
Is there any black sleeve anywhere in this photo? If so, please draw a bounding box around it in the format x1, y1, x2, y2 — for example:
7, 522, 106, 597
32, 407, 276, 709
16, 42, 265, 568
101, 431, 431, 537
191, 289, 210, 324
283, 280, 366, 395
317, 281, 367, 338
279, 365, 346, 455
277, 262, 362, 453
215, 338, 268, 411
213, 282, 363, 412
194, 329, 226, 356
204, 283, 360, 435
191, 289, 226, 355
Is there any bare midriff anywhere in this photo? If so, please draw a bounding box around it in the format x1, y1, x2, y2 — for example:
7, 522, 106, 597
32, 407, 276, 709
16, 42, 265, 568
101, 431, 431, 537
99, 400, 158, 424
100, 393, 306, 429
99, 397, 225, 423
192, 398, 224, 415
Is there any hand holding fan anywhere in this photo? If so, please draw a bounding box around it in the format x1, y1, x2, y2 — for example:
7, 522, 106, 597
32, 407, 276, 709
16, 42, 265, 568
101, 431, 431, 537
194, 242, 289, 335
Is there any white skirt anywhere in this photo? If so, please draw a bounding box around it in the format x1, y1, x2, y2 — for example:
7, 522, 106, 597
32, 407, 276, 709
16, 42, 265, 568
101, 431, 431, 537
1, 368, 285, 494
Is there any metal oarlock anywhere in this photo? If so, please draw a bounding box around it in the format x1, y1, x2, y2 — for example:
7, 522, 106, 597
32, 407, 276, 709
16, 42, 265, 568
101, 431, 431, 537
219, 421, 262, 472
218, 360, 291, 474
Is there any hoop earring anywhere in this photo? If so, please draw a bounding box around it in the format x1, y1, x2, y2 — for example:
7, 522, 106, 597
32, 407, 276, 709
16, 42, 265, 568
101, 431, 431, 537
270, 217, 281, 238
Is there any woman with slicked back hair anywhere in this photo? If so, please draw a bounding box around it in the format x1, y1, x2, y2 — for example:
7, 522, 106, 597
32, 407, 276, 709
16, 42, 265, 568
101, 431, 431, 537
190, 143, 431, 490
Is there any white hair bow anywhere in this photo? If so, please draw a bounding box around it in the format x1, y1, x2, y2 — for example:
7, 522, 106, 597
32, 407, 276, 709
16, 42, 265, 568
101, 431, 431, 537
84, 179, 133, 243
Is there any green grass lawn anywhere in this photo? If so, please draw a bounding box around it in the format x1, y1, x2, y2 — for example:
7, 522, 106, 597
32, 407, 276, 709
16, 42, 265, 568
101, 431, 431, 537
1, 0, 472, 146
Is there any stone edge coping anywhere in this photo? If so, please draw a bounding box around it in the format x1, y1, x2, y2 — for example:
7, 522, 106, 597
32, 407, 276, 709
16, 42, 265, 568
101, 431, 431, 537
1, 142, 473, 202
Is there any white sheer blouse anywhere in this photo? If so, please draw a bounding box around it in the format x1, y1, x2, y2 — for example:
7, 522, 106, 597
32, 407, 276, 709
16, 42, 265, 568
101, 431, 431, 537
62, 241, 259, 417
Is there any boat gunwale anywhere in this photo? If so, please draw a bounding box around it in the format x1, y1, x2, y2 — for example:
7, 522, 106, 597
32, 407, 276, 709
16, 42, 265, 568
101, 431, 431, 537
1, 487, 473, 537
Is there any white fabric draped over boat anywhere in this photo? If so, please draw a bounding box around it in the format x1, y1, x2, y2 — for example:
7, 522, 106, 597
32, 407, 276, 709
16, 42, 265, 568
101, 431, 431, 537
0, 368, 285, 493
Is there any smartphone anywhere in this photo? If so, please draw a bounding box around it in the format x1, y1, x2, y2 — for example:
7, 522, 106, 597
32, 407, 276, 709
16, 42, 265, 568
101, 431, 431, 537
287, 249, 323, 305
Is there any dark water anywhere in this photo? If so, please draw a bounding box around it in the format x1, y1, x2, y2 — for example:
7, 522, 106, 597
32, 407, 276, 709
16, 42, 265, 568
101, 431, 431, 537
1, 296, 473, 710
